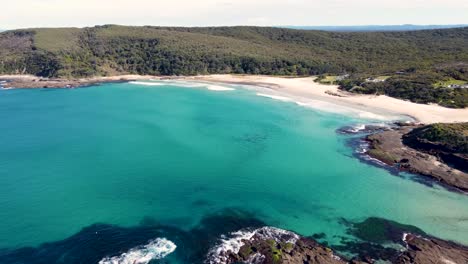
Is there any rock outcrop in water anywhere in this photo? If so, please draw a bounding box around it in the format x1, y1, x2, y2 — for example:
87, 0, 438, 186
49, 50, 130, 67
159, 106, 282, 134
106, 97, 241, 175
396, 233, 468, 264
2, 209, 467, 264
207, 227, 345, 264
207, 221, 468, 264
365, 123, 468, 192
229, 236, 345, 264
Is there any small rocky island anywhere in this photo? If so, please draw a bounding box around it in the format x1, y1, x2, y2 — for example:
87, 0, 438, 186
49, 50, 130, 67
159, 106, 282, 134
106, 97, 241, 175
365, 122, 468, 192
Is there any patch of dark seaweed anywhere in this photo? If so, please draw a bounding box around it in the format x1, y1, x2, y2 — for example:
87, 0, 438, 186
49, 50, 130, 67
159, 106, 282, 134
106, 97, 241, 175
0, 208, 265, 264
331, 217, 427, 262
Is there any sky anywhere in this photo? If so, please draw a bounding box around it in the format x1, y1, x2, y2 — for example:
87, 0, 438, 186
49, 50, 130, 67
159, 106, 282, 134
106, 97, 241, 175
1, 0, 468, 29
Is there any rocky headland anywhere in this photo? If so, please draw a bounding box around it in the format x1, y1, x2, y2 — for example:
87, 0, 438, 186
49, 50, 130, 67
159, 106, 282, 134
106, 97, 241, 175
396, 233, 468, 264
207, 218, 468, 264
0, 75, 167, 89
365, 123, 468, 192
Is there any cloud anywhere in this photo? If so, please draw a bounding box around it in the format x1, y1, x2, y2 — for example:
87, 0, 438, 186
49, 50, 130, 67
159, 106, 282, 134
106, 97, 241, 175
1, 0, 467, 29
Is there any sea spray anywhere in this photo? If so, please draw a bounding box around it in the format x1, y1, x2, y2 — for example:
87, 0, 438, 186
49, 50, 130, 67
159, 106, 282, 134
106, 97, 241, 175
206, 227, 299, 264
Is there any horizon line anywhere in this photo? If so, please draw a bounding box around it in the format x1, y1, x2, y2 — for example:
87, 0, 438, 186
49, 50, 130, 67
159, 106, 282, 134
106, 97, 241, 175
2, 23, 468, 31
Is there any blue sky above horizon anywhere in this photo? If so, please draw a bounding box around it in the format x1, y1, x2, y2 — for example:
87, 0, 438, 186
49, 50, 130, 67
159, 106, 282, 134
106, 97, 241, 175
2, 0, 468, 29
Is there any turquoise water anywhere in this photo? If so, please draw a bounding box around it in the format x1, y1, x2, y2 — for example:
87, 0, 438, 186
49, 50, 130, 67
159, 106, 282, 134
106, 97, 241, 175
0, 82, 468, 262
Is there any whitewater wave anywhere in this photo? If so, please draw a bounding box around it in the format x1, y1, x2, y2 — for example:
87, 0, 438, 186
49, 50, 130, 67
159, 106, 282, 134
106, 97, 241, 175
129, 80, 235, 91
255, 90, 405, 122
129, 81, 166, 86
348, 124, 367, 133
256, 93, 294, 102
206, 227, 299, 264
98, 238, 176, 264
173, 81, 235, 91
206, 85, 235, 91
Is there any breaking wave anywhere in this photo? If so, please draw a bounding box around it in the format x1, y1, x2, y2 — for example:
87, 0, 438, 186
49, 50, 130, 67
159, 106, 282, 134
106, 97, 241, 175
129, 80, 235, 91
129, 81, 166, 86
206, 227, 299, 264
256, 93, 294, 102
98, 238, 176, 264
206, 85, 235, 91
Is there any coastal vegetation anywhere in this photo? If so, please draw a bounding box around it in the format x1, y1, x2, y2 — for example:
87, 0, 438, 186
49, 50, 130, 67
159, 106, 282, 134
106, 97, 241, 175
366, 124, 468, 191
404, 123, 468, 154
0, 25, 467, 107
337, 65, 468, 108
403, 123, 467, 171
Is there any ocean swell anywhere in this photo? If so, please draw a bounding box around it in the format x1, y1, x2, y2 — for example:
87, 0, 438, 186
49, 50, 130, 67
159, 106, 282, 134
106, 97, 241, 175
98, 238, 176, 264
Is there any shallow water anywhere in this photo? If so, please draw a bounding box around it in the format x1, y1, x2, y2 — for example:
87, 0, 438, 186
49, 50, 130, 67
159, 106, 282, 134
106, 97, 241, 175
0, 82, 467, 263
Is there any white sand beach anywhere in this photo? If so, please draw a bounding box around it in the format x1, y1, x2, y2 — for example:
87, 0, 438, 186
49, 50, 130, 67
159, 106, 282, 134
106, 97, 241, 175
1, 74, 467, 124
184, 75, 468, 124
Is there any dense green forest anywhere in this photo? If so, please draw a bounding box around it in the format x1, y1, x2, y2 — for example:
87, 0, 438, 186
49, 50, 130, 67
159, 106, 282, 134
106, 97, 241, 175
0, 25, 467, 107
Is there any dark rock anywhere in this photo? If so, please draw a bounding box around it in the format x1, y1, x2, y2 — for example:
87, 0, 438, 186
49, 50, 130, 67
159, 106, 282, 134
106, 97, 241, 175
212, 227, 345, 264
336, 124, 391, 135
365, 126, 468, 192
396, 234, 468, 264
349, 217, 426, 244
310, 233, 327, 240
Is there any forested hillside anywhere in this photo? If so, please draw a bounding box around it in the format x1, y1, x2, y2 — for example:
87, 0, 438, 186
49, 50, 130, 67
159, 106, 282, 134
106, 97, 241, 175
0, 25, 467, 107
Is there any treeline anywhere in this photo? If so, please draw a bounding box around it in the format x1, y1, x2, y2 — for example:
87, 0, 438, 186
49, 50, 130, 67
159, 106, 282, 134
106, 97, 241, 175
1, 25, 467, 78
0, 25, 467, 107
337, 65, 468, 108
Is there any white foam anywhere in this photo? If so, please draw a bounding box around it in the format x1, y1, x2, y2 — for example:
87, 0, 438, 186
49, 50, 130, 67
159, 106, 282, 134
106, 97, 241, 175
256, 93, 294, 102
98, 238, 176, 264
173, 81, 234, 91
295, 102, 309, 106
165, 80, 204, 88
206, 85, 235, 91
206, 227, 299, 264
252, 86, 403, 122
402, 233, 409, 243
129, 81, 165, 86
131, 80, 235, 91
350, 124, 367, 133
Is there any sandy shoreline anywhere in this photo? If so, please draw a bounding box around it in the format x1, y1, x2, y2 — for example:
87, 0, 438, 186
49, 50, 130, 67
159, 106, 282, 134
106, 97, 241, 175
1, 74, 467, 124
186, 75, 468, 124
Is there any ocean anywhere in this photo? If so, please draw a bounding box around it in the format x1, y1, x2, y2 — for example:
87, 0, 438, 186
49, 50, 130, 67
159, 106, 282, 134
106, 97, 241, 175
0, 81, 467, 263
